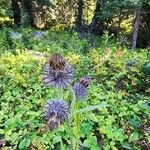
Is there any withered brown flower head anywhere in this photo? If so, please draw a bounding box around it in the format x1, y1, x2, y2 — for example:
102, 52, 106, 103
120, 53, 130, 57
80, 77, 92, 87
49, 53, 66, 71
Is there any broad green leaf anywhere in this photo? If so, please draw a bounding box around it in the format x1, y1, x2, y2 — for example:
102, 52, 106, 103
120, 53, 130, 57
19, 138, 31, 149
71, 103, 109, 115
10, 132, 19, 142
52, 136, 61, 144
122, 142, 132, 150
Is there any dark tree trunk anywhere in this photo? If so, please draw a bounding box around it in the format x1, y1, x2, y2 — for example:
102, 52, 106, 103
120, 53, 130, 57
11, 0, 21, 26
138, 2, 150, 48
23, 0, 35, 27
132, 1, 141, 49
89, 0, 104, 35
75, 0, 83, 32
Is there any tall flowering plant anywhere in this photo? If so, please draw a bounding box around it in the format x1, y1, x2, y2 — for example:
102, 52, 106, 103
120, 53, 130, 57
42, 53, 107, 150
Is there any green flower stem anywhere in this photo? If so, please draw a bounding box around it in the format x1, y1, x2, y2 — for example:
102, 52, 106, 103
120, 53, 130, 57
64, 121, 76, 150
70, 86, 78, 149
68, 86, 81, 150
64, 121, 86, 148
59, 87, 63, 99
67, 86, 77, 149
69, 86, 76, 113
74, 101, 80, 150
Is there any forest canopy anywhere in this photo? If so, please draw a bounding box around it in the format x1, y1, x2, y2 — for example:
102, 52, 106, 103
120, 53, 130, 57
0, 0, 150, 49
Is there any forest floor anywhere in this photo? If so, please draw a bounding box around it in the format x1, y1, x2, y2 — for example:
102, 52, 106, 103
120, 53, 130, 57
0, 28, 150, 150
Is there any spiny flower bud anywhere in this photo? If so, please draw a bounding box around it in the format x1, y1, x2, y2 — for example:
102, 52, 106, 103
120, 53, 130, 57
72, 83, 87, 100
44, 99, 69, 131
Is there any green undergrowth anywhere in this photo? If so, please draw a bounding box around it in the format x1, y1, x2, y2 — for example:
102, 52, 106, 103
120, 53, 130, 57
0, 28, 150, 150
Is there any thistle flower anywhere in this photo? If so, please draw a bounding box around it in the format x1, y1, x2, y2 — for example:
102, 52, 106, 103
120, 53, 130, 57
43, 53, 74, 89
72, 83, 87, 100
73, 77, 92, 100
44, 99, 69, 130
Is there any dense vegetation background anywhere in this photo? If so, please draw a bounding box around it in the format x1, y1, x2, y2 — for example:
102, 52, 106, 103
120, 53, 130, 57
0, 0, 150, 150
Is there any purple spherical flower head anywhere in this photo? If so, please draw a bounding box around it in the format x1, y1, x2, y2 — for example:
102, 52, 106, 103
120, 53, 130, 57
73, 76, 92, 100
44, 99, 69, 131
72, 83, 87, 100
43, 53, 74, 89
43, 63, 73, 89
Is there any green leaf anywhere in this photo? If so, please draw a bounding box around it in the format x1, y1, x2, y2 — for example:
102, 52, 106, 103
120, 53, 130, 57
122, 142, 132, 150
52, 136, 61, 145
71, 103, 109, 115
0, 129, 5, 134
5, 118, 16, 130
129, 132, 139, 142
83, 136, 99, 150
81, 122, 93, 137
60, 138, 66, 150
10, 132, 19, 143
19, 138, 30, 149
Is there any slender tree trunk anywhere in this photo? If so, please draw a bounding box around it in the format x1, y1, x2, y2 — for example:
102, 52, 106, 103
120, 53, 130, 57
23, 0, 35, 27
11, 0, 21, 26
140, 2, 150, 48
132, 1, 142, 49
75, 0, 83, 31
89, 0, 104, 35
89, 0, 103, 35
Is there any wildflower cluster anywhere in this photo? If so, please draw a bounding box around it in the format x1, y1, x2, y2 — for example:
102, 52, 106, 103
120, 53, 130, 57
43, 53, 91, 130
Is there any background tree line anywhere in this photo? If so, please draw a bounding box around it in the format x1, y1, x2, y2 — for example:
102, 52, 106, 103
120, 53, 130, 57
0, 0, 150, 49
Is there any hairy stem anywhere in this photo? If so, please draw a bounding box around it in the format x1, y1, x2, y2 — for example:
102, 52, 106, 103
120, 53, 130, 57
74, 102, 80, 150
59, 87, 63, 99
69, 86, 76, 113
68, 86, 77, 149
64, 121, 85, 149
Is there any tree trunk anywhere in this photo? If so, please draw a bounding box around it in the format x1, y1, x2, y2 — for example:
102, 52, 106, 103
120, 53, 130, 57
89, 0, 103, 35
75, 0, 83, 32
11, 0, 21, 26
139, 2, 150, 48
132, 1, 142, 49
23, 0, 35, 27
